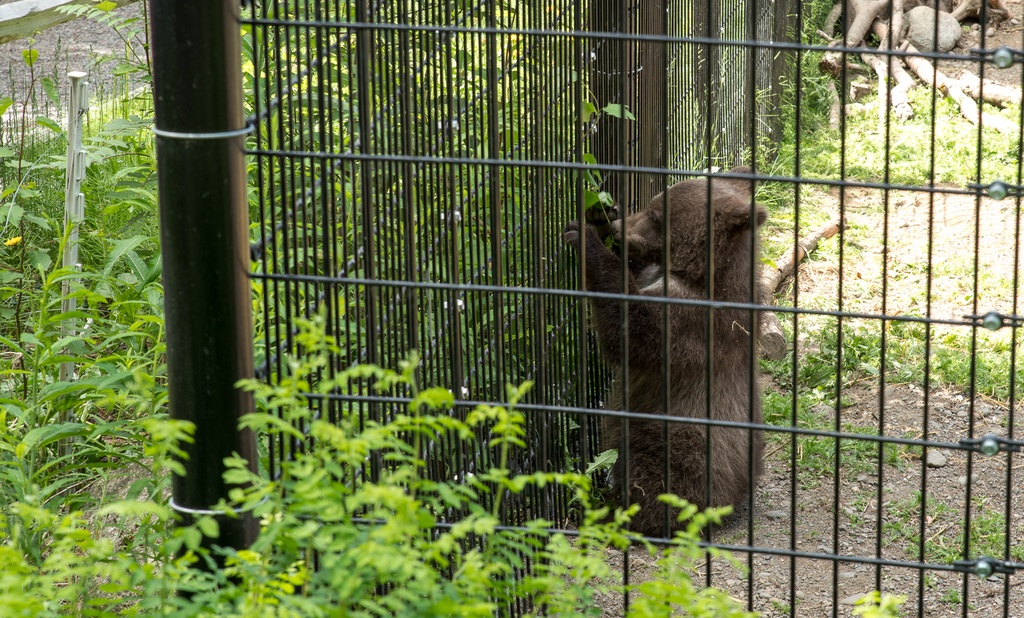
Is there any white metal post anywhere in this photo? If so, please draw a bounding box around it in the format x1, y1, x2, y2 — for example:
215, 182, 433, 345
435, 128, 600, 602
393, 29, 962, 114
59, 71, 88, 387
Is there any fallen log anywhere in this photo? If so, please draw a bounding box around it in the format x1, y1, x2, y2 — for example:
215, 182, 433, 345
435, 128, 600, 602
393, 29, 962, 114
758, 218, 844, 361
760, 312, 788, 361
904, 45, 1019, 135
951, 0, 1010, 22
843, 0, 891, 48
761, 218, 844, 303
958, 70, 1022, 108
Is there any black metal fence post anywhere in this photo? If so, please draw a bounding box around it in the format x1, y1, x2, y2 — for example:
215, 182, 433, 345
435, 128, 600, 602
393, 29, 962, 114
149, 0, 258, 551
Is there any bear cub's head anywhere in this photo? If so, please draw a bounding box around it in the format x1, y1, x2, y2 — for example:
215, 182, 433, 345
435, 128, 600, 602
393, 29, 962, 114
608, 166, 767, 285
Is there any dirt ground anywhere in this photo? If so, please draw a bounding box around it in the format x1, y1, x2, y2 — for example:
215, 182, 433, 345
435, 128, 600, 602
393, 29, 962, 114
0, 1, 144, 114
598, 382, 1023, 617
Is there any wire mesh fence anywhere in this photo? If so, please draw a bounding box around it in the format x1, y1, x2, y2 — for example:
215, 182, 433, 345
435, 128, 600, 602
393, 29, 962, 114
230, 0, 1024, 615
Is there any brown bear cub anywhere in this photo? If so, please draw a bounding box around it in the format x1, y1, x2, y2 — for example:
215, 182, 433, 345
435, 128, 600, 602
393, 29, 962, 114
562, 166, 766, 537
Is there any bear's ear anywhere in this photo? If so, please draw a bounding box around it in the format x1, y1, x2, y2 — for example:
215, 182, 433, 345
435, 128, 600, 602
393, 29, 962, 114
716, 200, 767, 232
754, 203, 767, 226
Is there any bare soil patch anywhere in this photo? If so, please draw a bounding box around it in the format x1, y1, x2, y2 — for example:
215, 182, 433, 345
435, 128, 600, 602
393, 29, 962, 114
0, 2, 144, 112
595, 378, 1023, 617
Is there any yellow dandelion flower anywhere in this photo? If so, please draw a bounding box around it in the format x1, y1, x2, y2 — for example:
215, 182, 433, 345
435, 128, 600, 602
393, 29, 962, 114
4, 236, 22, 247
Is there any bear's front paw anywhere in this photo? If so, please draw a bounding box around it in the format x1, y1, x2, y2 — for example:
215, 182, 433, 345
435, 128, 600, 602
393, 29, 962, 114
562, 221, 581, 246
562, 220, 601, 249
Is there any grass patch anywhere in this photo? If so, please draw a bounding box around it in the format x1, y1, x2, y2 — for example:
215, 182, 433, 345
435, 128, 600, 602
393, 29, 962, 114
881, 492, 1024, 564
762, 385, 908, 486
940, 588, 963, 606
769, 313, 1024, 407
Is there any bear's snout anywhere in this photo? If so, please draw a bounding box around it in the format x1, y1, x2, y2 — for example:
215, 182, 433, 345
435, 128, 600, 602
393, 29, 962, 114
608, 219, 623, 242
610, 215, 662, 262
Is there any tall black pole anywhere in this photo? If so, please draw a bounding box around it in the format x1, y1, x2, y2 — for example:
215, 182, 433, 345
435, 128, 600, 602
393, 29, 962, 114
149, 0, 258, 551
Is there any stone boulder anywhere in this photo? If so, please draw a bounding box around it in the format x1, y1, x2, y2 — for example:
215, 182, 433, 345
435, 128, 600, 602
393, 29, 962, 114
905, 6, 963, 53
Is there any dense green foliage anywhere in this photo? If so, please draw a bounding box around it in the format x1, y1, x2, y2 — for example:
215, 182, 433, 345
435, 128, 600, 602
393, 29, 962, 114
0, 295, 764, 616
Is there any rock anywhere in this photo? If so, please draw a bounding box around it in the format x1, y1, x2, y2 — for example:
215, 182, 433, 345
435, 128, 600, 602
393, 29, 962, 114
766, 510, 789, 520
839, 571, 857, 579
811, 403, 833, 416
840, 593, 869, 606
926, 449, 947, 468
986, 27, 997, 38
959, 473, 979, 487
906, 6, 963, 53
1012, 18, 1021, 26
849, 79, 872, 101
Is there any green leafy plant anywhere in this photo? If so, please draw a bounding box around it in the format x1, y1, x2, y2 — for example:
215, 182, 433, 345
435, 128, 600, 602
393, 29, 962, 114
0, 416, 199, 616
853, 591, 906, 618
0, 31, 167, 598
628, 497, 756, 617
134, 314, 750, 616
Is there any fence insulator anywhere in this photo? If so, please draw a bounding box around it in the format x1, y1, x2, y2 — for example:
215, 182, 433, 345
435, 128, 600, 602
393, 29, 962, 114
966, 180, 1024, 201
963, 311, 1024, 331
959, 434, 1023, 456
953, 557, 1021, 578
969, 45, 1024, 68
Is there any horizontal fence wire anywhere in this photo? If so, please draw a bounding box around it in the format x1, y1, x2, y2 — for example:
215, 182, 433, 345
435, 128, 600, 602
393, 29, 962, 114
243, 1, 1023, 616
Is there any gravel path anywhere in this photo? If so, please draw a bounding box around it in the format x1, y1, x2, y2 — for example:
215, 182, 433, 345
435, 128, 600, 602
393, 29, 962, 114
0, 1, 144, 111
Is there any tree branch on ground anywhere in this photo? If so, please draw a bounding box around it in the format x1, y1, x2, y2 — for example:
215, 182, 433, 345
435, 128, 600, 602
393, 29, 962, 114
889, 0, 906, 49
758, 219, 845, 360
761, 219, 845, 303
819, 1, 1018, 133
827, 80, 842, 130
858, 13, 916, 122
904, 45, 1019, 134
861, 51, 915, 122
820, 0, 891, 76
958, 70, 1023, 108
823, 2, 844, 36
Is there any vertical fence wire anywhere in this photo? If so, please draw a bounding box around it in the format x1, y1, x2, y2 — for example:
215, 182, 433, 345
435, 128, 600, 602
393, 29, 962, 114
246, 0, 604, 533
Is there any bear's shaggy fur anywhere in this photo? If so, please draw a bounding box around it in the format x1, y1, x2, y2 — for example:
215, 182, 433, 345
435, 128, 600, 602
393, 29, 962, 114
562, 166, 766, 536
